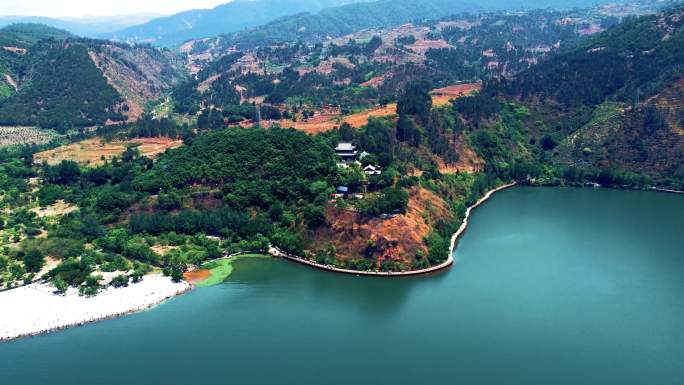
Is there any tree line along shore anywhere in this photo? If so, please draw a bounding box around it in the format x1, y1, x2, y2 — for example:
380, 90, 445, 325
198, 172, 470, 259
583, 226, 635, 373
0, 182, 516, 342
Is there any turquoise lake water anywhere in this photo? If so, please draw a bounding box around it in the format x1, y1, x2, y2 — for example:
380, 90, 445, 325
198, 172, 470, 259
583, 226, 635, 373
1, 187, 683, 384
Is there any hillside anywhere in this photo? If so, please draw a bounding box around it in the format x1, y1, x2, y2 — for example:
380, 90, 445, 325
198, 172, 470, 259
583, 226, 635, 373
88, 42, 186, 120
480, 5, 684, 186
0, 39, 123, 130
0, 23, 72, 47
206, 0, 647, 50
104, 0, 360, 47
0, 25, 186, 131
508, 6, 684, 106
174, 6, 641, 134
0, 24, 72, 100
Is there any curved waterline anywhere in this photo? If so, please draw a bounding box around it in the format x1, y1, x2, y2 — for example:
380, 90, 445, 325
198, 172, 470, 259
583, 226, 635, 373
273, 182, 517, 276
3, 187, 683, 385
0, 183, 516, 342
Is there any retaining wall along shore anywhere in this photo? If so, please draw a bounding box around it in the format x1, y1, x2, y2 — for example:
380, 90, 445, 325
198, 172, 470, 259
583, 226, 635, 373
0, 183, 516, 342
273, 182, 517, 277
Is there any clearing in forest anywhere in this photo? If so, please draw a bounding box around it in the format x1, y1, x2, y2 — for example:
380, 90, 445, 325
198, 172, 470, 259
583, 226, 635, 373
275, 82, 481, 134
430, 83, 482, 106
34, 137, 183, 166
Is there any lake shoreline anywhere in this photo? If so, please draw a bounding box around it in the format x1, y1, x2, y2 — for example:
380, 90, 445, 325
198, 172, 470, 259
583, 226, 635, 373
273, 182, 517, 277
0, 274, 190, 343
0, 183, 517, 342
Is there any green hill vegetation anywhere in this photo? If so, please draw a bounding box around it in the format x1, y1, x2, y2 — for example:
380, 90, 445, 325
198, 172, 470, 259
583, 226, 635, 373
0, 23, 72, 48
482, 6, 684, 186
506, 7, 684, 106
0, 24, 73, 102
2, 3, 684, 289
216, 0, 641, 49
0, 41, 124, 131
0, 24, 186, 132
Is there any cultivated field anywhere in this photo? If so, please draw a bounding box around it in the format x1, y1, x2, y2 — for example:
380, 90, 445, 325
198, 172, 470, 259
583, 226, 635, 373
430, 83, 482, 106
34, 137, 183, 166
0, 127, 61, 148
278, 103, 399, 134
273, 82, 481, 134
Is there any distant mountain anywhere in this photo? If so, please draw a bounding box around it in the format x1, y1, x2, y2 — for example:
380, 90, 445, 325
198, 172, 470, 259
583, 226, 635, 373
0, 23, 72, 47
0, 24, 186, 131
0, 14, 160, 36
103, 0, 362, 47
208, 0, 644, 49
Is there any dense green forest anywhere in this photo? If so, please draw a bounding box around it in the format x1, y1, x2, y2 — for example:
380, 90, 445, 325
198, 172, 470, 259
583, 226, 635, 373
0, 24, 185, 131
0, 23, 73, 102
0, 42, 125, 130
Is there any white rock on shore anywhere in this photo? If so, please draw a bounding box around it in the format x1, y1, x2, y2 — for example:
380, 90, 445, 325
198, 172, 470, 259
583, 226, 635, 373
0, 274, 190, 342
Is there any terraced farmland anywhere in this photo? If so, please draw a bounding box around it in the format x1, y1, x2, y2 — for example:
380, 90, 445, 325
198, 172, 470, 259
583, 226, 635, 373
0, 126, 61, 148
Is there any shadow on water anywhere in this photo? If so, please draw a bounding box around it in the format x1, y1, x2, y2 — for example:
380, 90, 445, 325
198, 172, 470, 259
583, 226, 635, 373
228, 257, 451, 318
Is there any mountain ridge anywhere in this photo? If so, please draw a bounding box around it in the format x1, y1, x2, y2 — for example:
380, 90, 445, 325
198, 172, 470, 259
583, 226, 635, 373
0, 14, 161, 36
0, 24, 187, 130
103, 0, 362, 47
206, 0, 644, 50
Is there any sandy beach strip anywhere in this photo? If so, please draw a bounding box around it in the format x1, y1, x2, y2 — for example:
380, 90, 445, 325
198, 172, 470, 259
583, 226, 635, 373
0, 274, 190, 342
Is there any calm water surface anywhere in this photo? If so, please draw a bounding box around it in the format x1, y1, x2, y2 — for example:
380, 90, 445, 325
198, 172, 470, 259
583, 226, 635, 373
1, 187, 683, 385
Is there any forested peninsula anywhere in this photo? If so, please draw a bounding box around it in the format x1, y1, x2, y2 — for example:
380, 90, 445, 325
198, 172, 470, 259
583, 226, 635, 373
1, 2, 683, 340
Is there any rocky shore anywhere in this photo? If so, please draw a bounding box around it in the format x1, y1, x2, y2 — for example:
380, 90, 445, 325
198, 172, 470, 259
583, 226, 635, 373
0, 274, 190, 342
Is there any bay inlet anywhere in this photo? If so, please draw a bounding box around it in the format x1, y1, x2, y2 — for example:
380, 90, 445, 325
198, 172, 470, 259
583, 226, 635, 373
1, 187, 682, 385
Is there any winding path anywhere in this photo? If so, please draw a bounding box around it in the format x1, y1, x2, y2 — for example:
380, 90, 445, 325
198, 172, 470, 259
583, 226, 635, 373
272, 182, 517, 277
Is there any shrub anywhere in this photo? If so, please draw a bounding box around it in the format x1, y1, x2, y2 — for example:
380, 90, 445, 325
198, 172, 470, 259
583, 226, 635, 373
79, 274, 102, 297
53, 278, 68, 294
111, 274, 129, 288
22, 249, 45, 273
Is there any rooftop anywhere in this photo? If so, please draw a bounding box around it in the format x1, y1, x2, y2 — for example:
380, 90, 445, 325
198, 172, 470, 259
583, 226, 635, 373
335, 142, 356, 152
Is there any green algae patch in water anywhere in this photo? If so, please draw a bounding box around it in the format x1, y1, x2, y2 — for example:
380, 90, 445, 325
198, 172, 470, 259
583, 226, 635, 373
194, 254, 271, 287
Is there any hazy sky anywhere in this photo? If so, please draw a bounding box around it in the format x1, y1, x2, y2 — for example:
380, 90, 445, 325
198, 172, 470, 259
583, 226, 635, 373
0, 0, 230, 18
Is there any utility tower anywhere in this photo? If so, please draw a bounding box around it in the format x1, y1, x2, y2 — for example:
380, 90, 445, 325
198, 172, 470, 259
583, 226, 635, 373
255, 103, 262, 128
